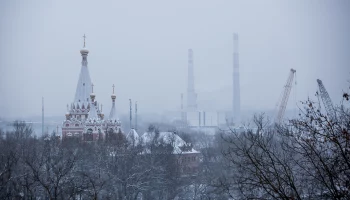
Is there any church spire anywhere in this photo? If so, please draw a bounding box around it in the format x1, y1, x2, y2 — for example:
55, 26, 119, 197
74, 34, 92, 103
109, 84, 117, 119
87, 82, 99, 120
111, 84, 116, 101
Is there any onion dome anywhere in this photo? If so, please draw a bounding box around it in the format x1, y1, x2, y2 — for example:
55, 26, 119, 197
80, 47, 89, 55
90, 93, 95, 102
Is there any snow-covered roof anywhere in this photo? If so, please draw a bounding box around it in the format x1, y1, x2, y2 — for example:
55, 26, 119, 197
181, 149, 200, 154
74, 50, 92, 103
126, 129, 140, 146
140, 131, 200, 154
80, 47, 89, 54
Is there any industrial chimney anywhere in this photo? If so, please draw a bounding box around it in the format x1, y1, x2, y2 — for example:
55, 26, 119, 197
233, 33, 241, 124
187, 49, 197, 111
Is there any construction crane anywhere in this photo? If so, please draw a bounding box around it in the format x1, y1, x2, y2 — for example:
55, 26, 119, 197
276, 69, 296, 124
317, 79, 336, 121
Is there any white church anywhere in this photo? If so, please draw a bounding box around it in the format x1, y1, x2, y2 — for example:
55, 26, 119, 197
61, 36, 123, 142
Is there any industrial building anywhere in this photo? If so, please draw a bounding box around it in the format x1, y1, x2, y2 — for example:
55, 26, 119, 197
180, 33, 241, 130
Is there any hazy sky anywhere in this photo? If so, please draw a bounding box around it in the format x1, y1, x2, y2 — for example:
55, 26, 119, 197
1, 0, 349, 119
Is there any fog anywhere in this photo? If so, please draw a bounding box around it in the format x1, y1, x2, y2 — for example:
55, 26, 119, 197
1, 0, 349, 119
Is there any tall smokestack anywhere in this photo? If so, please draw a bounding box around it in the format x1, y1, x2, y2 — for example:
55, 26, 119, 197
187, 49, 197, 111
181, 93, 186, 123
233, 33, 241, 124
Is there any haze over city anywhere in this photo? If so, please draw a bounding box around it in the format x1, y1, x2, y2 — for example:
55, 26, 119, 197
1, 0, 349, 120
1, 1, 350, 199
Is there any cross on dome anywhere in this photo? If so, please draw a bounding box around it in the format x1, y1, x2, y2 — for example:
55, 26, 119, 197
111, 84, 116, 100
80, 34, 89, 55
91, 83, 94, 93
83, 34, 86, 48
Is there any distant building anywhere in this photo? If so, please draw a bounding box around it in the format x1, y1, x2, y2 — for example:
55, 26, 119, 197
140, 131, 201, 175
178, 34, 242, 130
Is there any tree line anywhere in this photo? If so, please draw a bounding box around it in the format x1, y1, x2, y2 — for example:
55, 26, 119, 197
1, 89, 349, 199
0, 122, 187, 199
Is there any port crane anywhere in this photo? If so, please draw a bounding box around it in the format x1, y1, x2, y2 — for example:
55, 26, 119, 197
316, 79, 336, 121
276, 69, 296, 124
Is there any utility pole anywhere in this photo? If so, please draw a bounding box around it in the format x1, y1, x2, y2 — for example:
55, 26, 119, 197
130, 99, 132, 129
135, 101, 138, 131
42, 97, 44, 136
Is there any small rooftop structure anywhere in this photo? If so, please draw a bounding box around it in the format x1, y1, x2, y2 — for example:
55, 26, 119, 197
141, 131, 199, 154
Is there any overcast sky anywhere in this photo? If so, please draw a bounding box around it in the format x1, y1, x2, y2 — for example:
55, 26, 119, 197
0, 0, 349, 119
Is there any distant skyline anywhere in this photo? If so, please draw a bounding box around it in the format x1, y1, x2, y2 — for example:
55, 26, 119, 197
1, 0, 349, 119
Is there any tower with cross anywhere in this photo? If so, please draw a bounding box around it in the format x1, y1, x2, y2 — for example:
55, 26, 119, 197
62, 35, 113, 142
106, 84, 122, 141
109, 84, 118, 119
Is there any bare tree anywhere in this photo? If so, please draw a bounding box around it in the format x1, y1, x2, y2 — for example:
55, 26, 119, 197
23, 136, 78, 199
279, 96, 350, 199
217, 114, 301, 199
215, 90, 350, 199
